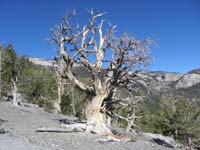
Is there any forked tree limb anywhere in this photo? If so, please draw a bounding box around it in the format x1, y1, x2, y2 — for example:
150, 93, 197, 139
50, 9, 153, 139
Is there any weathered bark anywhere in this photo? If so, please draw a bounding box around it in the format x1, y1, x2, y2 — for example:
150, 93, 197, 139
11, 78, 19, 106
84, 82, 121, 138
126, 118, 135, 132
85, 96, 112, 134
56, 77, 62, 112
71, 86, 76, 116
106, 115, 112, 127
36, 124, 86, 133
55, 80, 61, 113
50, 9, 152, 141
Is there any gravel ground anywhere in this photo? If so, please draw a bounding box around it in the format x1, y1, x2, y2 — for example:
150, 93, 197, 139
0, 101, 183, 150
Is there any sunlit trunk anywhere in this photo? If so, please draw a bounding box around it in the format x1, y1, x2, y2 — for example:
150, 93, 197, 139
85, 91, 112, 135
71, 86, 76, 116
11, 79, 18, 106
56, 82, 62, 112
85, 94, 105, 124
55, 75, 64, 113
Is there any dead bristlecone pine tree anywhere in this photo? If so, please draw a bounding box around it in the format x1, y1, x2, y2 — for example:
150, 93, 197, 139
51, 9, 153, 141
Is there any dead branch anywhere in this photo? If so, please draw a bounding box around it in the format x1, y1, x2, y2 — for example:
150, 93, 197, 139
50, 9, 153, 138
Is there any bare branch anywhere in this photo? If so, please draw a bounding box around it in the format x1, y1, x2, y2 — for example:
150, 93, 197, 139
50, 9, 153, 136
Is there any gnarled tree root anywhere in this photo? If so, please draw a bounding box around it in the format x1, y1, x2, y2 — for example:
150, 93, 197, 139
36, 120, 133, 142
60, 122, 132, 142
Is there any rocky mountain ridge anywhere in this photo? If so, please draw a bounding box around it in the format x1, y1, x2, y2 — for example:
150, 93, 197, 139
175, 71, 200, 89
29, 57, 200, 90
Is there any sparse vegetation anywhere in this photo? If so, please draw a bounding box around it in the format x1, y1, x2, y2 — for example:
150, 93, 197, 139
1, 43, 200, 148
0, 45, 56, 110
0, 44, 87, 114
137, 95, 200, 148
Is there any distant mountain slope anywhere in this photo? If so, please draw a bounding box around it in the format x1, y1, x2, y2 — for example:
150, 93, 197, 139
139, 71, 183, 90
29, 57, 200, 89
175, 69, 200, 89
29, 57, 54, 67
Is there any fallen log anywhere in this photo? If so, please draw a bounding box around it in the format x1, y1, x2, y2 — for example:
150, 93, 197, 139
60, 123, 87, 131
36, 123, 134, 142
36, 124, 87, 133
61, 122, 134, 142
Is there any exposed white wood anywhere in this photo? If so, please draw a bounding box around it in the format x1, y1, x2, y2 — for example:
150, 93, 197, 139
51, 9, 152, 138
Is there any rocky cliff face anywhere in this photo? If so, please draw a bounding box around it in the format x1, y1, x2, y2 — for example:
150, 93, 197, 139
175, 73, 200, 89
138, 69, 200, 91
144, 71, 183, 90
29, 57, 54, 67
29, 57, 81, 68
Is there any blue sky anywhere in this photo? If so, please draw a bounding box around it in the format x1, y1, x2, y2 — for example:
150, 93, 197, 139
0, 0, 199, 73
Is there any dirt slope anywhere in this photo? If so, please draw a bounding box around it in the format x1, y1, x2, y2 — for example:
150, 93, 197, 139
0, 101, 183, 150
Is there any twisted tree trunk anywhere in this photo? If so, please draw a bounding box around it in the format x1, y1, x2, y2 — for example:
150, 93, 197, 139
50, 10, 152, 141
57, 80, 62, 112
11, 78, 19, 106
85, 93, 110, 134
84, 81, 118, 137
